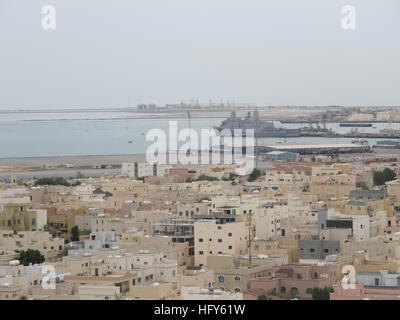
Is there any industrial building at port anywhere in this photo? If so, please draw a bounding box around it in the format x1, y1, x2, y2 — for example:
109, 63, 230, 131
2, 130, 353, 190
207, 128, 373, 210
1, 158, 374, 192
257, 143, 370, 155
216, 143, 370, 155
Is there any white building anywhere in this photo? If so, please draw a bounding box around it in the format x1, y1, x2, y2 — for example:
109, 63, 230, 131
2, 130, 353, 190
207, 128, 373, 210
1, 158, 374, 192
122, 162, 171, 179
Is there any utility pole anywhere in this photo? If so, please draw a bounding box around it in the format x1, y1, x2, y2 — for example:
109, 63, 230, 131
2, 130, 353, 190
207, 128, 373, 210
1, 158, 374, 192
362, 126, 365, 165
248, 211, 253, 265
255, 116, 259, 170
187, 111, 191, 156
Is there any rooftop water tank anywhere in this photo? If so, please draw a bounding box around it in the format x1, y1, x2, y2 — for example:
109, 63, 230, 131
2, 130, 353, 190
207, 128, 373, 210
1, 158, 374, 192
9, 260, 19, 266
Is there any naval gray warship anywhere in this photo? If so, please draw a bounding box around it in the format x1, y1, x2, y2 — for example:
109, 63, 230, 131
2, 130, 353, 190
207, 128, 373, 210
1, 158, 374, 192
215, 110, 301, 137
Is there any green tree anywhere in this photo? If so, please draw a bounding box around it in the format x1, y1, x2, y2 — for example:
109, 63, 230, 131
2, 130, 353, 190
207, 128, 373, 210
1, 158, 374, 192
247, 168, 261, 182
18, 249, 45, 266
356, 181, 369, 190
257, 294, 267, 300
57, 246, 68, 258
311, 286, 333, 300
267, 288, 277, 296
197, 174, 219, 181
289, 287, 299, 299
34, 177, 71, 186
373, 168, 396, 186
228, 173, 238, 181
71, 225, 80, 242
76, 171, 86, 179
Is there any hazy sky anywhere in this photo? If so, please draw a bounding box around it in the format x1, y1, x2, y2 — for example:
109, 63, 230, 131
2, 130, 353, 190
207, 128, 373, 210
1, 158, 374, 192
0, 0, 399, 108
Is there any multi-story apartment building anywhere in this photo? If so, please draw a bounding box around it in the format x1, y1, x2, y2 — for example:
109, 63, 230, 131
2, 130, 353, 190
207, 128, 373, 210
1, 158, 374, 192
0, 187, 31, 205
0, 230, 64, 260
208, 255, 279, 293
310, 175, 356, 201
194, 220, 248, 267
122, 162, 171, 179
0, 204, 43, 232
254, 203, 288, 240
298, 236, 341, 260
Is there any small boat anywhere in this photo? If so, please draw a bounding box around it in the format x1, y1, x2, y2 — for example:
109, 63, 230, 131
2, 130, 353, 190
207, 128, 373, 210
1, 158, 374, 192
141, 133, 145, 135
128, 141, 133, 143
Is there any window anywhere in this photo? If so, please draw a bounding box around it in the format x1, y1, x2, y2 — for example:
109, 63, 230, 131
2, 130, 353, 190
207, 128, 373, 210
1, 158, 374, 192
228, 245, 232, 250
234, 276, 240, 281
306, 288, 313, 294
218, 276, 225, 283
218, 239, 222, 243
199, 238, 204, 242
228, 233, 232, 237
199, 251, 204, 255
297, 273, 303, 279
281, 287, 286, 293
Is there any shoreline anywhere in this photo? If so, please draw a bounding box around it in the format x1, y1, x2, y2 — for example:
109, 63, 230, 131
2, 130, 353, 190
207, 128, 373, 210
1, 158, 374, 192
0, 154, 148, 181
0, 153, 147, 166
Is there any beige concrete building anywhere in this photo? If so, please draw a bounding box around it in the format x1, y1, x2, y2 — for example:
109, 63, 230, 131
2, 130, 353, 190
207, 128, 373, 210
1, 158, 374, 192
207, 255, 274, 293
310, 175, 356, 200
194, 220, 248, 266
180, 285, 243, 300
0, 230, 64, 260
78, 285, 121, 300
122, 235, 192, 267
178, 266, 214, 292
130, 282, 174, 299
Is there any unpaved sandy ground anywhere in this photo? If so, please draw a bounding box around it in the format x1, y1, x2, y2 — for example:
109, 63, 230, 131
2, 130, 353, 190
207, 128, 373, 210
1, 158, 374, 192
0, 154, 147, 181
0, 154, 147, 168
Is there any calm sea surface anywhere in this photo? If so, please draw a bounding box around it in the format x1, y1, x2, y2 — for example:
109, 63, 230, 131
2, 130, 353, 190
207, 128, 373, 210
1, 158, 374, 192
0, 111, 398, 158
